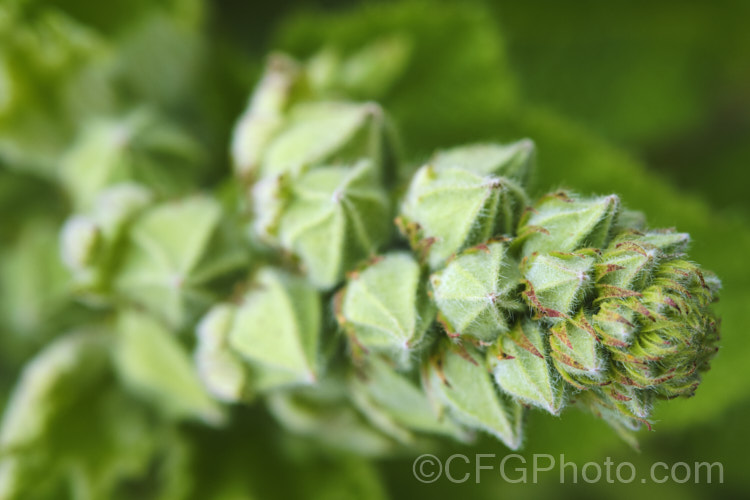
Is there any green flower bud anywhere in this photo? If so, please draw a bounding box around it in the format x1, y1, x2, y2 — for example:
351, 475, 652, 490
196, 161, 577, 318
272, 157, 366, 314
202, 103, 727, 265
576, 385, 653, 440
0, 333, 109, 452
60, 183, 152, 289
275, 159, 391, 290
89, 182, 153, 239
349, 356, 466, 444
591, 232, 720, 401
517, 191, 620, 258
488, 319, 565, 415
399, 141, 532, 268
336, 253, 435, 368
430, 240, 523, 343
521, 249, 597, 320
227, 268, 322, 390
331, 35, 412, 99
425, 341, 523, 449
231, 54, 303, 179
232, 52, 398, 184
113, 195, 248, 329
250, 173, 289, 243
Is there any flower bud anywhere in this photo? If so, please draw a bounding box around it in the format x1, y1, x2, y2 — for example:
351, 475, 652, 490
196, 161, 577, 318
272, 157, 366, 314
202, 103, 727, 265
266, 378, 396, 456
60, 215, 101, 274
548, 312, 607, 388
260, 101, 387, 179
275, 159, 391, 290
114, 195, 248, 329
337, 252, 435, 368
60, 110, 202, 210
430, 240, 522, 343
60, 183, 153, 295
231, 54, 302, 179
430, 139, 534, 185
400, 141, 532, 269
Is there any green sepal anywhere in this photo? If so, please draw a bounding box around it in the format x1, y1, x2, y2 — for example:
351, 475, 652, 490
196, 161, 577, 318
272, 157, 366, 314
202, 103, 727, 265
516, 191, 620, 258
488, 319, 565, 415
425, 341, 523, 449
429, 139, 534, 185
521, 250, 597, 320
228, 268, 322, 390
194, 304, 249, 403
260, 101, 387, 179
349, 356, 467, 444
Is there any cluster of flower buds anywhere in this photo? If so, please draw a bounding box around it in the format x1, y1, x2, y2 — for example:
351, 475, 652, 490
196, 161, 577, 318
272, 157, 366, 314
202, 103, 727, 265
58, 111, 248, 329
208, 54, 721, 451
